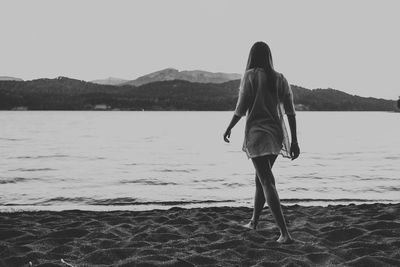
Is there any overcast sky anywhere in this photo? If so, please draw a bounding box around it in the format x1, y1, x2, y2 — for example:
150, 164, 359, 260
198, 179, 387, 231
1, 0, 399, 99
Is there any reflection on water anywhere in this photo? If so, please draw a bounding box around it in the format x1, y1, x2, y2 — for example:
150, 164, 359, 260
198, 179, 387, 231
0, 111, 399, 211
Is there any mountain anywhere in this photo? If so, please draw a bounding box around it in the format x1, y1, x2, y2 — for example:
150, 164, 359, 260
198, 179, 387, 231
0, 76, 397, 112
122, 68, 242, 86
91, 77, 128, 85
289, 85, 397, 111
0, 76, 23, 81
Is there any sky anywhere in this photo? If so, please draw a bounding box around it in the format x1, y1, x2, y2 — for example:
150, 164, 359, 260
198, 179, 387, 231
1, 0, 399, 99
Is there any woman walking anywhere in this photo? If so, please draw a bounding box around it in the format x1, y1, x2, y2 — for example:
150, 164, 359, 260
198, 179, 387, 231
223, 41, 300, 244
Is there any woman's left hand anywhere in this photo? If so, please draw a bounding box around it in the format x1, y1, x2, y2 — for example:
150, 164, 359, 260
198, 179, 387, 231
290, 142, 300, 160
223, 128, 231, 143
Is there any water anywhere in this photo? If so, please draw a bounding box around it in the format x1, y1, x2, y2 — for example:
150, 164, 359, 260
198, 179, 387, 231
0, 111, 399, 211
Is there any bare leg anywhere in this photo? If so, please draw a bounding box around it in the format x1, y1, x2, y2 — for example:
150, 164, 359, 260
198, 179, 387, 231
251, 155, 293, 243
243, 174, 265, 229
246, 155, 277, 229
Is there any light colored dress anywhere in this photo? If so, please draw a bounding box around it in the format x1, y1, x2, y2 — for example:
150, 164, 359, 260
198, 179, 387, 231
234, 68, 296, 159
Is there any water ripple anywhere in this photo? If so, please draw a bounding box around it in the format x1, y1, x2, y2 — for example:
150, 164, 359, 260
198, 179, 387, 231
120, 178, 178, 186
9, 168, 56, 172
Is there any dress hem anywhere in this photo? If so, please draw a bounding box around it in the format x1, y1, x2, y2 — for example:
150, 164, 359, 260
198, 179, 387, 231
243, 148, 280, 159
242, 147, 292, 160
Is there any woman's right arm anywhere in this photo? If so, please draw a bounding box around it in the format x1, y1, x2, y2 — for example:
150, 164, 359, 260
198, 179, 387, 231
223, 71, 252, 143
223, 114, 241, 143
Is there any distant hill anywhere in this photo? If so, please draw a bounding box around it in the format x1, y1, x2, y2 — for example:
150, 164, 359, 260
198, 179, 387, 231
0, 76, 397, 111
289, 85, 397, 111
0, 76, 23, 81
122, 68, 242, 86
90, 77, 129, 86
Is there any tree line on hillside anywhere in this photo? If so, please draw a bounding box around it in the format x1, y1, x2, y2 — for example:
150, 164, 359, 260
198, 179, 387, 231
0, 77, 398, 111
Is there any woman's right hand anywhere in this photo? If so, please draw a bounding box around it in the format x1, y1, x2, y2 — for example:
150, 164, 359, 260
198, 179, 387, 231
223, 128, 231, 143
224, 115, 241, 143
290, 142, 300, 160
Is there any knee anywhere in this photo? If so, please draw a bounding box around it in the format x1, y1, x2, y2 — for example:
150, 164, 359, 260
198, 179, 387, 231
259, 177, 276, 190
255, 175, 261, 185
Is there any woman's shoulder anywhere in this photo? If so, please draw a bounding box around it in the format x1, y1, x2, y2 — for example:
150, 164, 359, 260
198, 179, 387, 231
243, 68, 266, 79
246, 67, 264, 74
274, 71, 285, 79
244, 68, 258, 75
274, 71, 290, 86
242, 68, 258, 81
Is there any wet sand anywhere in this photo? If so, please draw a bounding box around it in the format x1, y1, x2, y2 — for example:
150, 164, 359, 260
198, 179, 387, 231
1, 203, 399, 266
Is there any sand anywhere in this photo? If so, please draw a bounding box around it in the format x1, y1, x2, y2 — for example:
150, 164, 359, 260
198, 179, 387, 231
0, 203, 399, 267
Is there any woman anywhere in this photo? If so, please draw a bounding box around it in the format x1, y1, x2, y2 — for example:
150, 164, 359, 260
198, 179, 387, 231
223, 41, 300, 244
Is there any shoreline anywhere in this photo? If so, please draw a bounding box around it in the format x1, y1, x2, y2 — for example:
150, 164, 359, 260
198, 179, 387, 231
1, 203, 399, 266
1, 110, 399, 112
1, 200, 400, 213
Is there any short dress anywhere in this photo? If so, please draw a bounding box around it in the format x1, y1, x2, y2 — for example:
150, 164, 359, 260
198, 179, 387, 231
234, 68, 296, 159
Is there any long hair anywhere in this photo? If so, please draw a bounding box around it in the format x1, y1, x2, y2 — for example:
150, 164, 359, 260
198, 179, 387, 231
245, 41, 277, 93
245, 41, 274, 72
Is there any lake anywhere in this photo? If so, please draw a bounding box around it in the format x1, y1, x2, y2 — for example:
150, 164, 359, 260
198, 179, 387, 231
0, 111, 399, 211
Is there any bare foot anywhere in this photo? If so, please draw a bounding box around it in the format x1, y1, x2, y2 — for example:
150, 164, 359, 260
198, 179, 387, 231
277, 234, 294, 244
242, 220, 257, 230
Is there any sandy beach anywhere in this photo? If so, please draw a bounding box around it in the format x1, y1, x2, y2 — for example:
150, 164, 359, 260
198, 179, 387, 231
1, 203, 399, 267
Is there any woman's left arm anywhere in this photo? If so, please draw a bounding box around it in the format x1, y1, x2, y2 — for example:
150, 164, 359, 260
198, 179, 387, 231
287, 114, 300, 160
281, 75, 300, 160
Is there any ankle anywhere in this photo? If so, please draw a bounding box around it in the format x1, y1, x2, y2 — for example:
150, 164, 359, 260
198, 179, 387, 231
279, 230, 291, 237
250, 219, 258, 227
